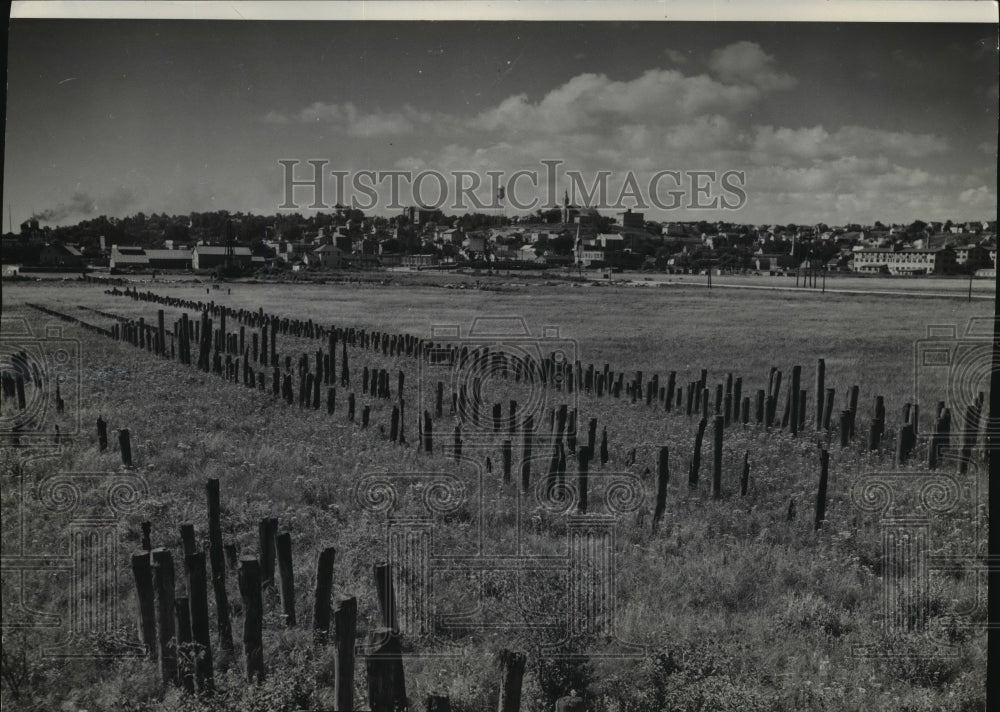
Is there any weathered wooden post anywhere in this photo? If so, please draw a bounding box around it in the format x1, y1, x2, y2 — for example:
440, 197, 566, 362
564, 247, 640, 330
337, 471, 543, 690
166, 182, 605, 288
362, 405, 371, 428
838, 410, 851, 447
238, 559, 265, 682
276, 532, 296, 626
151, 548, 178, 686
174, 596, 196, 694
896, 423, 915, 465
131, 553, 158, 660
141, 521, 152, 551
653, 446, 669, 530
928, 408, 950, 469
847, 385, 860, 438
258, 517, 277, 589
180, 523, 197, 558
815, 358, 825, 429
365, 628, 407, 712
97, 416, 108, 451
577, 446, 590, 513
185, 551, 214, 691
205, 479, 233, 651
822, 388, 836, 430
390, 405, 400, 442
600, 427, 609, 466
790, 365, 801, 436
348, 393, 356, 421
423, 411, 433, 453
333, 594, 357, 710
815, 448, 830, 530
374, 563, 399, 631
711, 415, 724, 499
313, 547, 336, 643
497, 649, 526, 712
119, 428, 133, 467
740, 451, 750, 496
689, 418, 707, 488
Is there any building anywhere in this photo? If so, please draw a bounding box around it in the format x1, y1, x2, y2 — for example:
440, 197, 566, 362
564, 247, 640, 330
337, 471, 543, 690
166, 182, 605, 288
577, 247, 606, 267
39, 243, 85, 270
312, 244, 343, 269
402, 254, 439, 268
110, 245, 149, 270
616, 208, 645, 229
191, 245, 253, 271
852, 247, 956, 275
145, 249, 193, 270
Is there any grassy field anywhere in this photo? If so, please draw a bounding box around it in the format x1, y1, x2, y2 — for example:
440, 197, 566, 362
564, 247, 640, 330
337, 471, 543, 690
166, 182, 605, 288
0, 276, 991, 711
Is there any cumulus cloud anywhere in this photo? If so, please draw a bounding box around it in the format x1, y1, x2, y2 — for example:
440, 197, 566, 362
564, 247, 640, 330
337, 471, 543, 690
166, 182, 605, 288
752, 125, 949, 163
263, 101, 436, 137
708, 41, 797, 91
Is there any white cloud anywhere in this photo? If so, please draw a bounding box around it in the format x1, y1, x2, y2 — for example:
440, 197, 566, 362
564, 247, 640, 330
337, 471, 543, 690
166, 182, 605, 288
708, 41, 796, 91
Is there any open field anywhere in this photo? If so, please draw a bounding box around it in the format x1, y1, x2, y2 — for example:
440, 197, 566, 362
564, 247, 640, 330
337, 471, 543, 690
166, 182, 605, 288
1, 276, 991, 711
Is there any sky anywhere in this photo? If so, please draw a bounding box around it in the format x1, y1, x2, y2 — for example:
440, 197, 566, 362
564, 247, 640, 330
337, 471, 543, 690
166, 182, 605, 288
3, 17, 998, 228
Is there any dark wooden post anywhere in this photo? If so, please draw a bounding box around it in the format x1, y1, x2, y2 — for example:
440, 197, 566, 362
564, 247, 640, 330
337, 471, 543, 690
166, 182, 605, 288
348, 393, 356, 421
119, 428, 133, 467
259, 517, 277, 589
141, 521, 152, 551
815, 358, 825, 429
276, 532, 296, 626
653, 447, 669, 530
174, 596, 196, 694
497, 649, 526, 712
185, 551, 214, 691
333, 594, 357, 711
313, 547, 336, 643
390, 406, 400, 442
206, 479, 233, 651
131, 553, 158, 660
740, 451, 750, 496
374, 563, 399, 631
897, 423, 915, 465
600, 427, 609, 466
238, 559, 265, 682
423, 411, 433, 453
577, 446, 590, 513
838, 410, 851, 447
822, 388, 836, 430
151, 548, 178, 686
180, 523, 196, 558
847, 385, 860, 438
327, 387, 336, 414
790, 365, 801, 436
689, 418, 707, 488
711, 415, 724, 499
362, 405, 370, 428
365, 628, 407, 712
97, 416, 108, 451
815, 448, 830, 530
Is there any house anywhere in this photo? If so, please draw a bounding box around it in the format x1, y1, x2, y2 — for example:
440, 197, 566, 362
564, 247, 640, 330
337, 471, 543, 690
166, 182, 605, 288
39, 243, 85, 270
577, 247, 605, 267
145, 249, 192, 270
596, 233, 625, 250
191, 245, 253, 271
312, 244, 343, 269
110, 245, 149, 270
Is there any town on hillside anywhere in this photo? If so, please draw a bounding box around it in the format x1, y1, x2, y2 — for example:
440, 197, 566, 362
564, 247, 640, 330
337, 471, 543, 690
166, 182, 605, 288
2, 204, 997, 279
